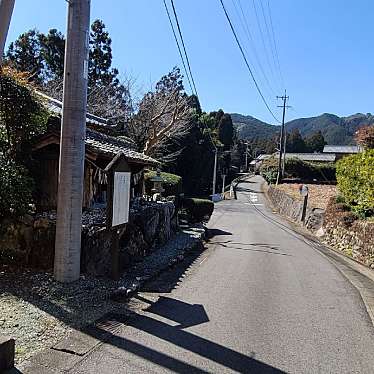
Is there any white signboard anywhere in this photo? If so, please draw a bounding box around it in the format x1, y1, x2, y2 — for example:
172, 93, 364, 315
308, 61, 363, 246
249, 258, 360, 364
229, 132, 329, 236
112, 172, 131, 227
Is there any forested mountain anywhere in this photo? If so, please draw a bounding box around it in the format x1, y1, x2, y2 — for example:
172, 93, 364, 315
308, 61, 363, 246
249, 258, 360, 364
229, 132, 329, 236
231, 113, 278, 140
232, 112, 374, 145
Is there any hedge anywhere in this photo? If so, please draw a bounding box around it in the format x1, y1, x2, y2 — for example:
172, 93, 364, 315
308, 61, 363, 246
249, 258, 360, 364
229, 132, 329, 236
336, 150, 374, 216
259, 157, 336, 184
144, 170, 182, 197
285, 158, 336, 181
183, 198, 214, 222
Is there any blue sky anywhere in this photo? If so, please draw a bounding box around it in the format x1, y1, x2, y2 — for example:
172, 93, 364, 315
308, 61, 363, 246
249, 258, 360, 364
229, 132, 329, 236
5, 0, 374, 123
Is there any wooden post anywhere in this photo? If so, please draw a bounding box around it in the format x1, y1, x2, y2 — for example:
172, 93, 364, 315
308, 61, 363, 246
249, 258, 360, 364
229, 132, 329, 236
105, 153, 131, 280
301, 194, 308, 223
111, 229, 120, 280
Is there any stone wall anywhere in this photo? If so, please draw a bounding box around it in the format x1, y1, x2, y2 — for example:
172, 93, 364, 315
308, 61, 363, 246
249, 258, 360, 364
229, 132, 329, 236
267, 186, 324, 231
322, 200, 374, 268
0, 201, 177, 277
82, 201, 176, 276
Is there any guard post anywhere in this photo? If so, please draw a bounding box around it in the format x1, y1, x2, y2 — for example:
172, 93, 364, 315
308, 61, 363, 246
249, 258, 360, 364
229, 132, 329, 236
105, 152, 131, 280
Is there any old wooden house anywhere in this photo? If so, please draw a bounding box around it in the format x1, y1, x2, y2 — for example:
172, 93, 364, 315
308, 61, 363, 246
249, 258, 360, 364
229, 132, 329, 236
32, 95, 158, 211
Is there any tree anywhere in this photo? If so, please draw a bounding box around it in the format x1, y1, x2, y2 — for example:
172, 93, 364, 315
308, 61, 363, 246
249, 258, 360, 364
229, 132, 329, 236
39, 29, 65, 80
88, 19, 118, 89
218, 113, 234, 147
0, 68, 48, 218
355, 125, 374, 149
0, 67, 48, 162
305, 131, 326, 152
127, 67, 193, 161
6, 29, 43, 83
286, 129, 307, 153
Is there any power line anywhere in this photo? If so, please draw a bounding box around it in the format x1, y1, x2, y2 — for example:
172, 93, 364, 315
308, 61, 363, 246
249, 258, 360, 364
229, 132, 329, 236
219, 0, 280, 123
259, 0, 282, 91
259, 0, 282, 89
162, 0, 194, 95
233, 0, 278, 97
251, 0, 280, 92
169, 0, 199, 98
267, 0, 284, 89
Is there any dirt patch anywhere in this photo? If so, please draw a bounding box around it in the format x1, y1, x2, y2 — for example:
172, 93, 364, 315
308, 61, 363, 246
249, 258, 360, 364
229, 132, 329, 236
275, 184, 337, 210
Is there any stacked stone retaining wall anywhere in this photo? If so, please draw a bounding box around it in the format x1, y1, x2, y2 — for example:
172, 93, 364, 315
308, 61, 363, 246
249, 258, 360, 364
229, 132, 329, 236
323, 200, 374, 268
0, 201, 177, 277
267, 185, 324, 231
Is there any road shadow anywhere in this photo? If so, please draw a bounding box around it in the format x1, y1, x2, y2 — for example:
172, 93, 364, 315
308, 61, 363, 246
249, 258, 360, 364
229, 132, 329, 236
9, 290, 287, 374
206, 228, 232, 239
121, 295, 286, 373
141, 245, 207, 293
3, 241, 286, 373
136, 295, 210, 329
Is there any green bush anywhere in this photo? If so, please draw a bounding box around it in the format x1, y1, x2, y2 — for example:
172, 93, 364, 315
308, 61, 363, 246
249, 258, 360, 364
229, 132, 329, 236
259, 157, 336, 184
183, 198, 214, 222
144, 170, 182, 196
285, 158, 336, 181
259, 157, 278, 184
336, 150, 374, 217
0, 154, 34, 218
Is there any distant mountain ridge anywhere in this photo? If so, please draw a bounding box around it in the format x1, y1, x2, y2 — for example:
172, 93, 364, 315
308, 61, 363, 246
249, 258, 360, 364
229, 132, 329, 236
231, 112, 374, 145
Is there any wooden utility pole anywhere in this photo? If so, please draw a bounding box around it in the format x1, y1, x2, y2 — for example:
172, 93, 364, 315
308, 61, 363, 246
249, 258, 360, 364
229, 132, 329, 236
276, 91, 289, 185
0, 0, 15, 63
54, 0, 90, 283
245, 142, 249, 171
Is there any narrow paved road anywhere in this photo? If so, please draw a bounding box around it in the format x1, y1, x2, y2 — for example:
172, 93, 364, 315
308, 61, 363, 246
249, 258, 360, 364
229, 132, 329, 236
71, 176, 374, 373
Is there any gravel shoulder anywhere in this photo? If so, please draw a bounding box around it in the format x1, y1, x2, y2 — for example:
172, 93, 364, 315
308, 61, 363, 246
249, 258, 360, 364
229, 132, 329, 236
0, 225, 205, 364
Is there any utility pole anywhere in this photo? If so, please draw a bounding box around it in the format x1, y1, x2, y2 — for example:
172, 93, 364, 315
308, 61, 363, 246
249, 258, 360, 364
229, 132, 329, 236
212, 147, 218, 196
245, 142, 248, 171
54, 0, 90, 283
0, 0, 15, 63
276, 90, 289, 185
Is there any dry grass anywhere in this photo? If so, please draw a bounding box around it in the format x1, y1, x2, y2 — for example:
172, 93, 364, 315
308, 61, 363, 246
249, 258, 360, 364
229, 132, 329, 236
275, 183, 337, 210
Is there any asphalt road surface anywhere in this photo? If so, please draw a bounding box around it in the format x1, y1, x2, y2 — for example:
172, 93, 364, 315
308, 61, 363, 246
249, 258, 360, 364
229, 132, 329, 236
71, 176, 374, 373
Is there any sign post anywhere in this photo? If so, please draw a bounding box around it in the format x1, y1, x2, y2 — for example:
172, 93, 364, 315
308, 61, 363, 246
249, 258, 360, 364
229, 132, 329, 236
299, 184, 309, 224
105, 153, 131, 280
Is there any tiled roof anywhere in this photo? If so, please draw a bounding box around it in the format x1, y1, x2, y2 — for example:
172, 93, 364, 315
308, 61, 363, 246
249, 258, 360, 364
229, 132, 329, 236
85, 128, 158, 165
35, 92, 158, 166
37, 91, 112, 128
323, 145, 360, 154
285, 153, 336, 162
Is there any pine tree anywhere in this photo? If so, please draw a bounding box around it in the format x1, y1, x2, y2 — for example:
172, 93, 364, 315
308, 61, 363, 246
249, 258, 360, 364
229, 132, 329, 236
39, 29, 65, 80
88, 19, 118, 89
